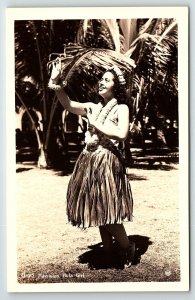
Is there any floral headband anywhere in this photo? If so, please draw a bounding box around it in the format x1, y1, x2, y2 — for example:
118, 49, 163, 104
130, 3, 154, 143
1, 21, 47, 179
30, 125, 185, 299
107, 65, 126, 86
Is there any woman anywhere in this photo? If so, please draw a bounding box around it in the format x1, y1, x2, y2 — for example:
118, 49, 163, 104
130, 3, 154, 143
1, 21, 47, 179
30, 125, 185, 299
48, 60, 135, 266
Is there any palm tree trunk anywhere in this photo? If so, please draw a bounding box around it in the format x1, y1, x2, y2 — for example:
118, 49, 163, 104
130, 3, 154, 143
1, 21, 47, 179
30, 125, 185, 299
15, 90, 42, 149
30, 21, 49, 168
45, 94, 58, 150
31, 21, 48, 145
15, 90, 47, 168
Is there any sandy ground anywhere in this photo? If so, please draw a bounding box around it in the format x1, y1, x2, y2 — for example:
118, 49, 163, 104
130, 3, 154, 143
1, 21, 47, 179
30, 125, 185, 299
15, 161, 180, 283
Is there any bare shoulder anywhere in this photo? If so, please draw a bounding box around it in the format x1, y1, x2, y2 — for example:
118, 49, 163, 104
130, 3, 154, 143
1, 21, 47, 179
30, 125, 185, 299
117, 104, 129, 115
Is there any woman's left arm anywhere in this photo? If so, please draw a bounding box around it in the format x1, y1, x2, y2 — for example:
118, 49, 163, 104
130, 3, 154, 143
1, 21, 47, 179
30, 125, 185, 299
87, 104, 130, 141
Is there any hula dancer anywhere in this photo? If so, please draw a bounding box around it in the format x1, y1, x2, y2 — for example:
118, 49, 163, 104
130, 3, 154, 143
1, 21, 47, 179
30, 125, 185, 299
48, 60, 135, 267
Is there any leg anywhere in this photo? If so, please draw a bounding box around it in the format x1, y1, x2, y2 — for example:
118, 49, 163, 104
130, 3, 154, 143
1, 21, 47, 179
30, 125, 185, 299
99, 225, 113, 252
105, 224, 130, 250
105, 224, 135, 264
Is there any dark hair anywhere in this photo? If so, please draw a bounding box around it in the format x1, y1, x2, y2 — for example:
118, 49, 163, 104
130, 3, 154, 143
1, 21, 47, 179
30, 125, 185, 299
106, 66, 128, 105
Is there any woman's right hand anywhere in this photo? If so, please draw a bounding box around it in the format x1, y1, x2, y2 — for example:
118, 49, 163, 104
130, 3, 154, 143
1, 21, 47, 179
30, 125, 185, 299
50, 59, 62, 84
48, 58, 64, 90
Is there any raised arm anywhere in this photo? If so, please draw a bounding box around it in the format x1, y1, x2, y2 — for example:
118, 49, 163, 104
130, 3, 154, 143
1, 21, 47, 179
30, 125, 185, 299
48, 60, 92, 116
55, 89, 90, 116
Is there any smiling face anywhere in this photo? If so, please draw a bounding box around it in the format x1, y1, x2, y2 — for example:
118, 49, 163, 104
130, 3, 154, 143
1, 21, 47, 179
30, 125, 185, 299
98, 71, 115, 100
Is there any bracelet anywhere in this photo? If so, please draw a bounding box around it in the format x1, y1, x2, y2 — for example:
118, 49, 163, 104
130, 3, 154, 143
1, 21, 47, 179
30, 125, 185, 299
48, 79, 63, 91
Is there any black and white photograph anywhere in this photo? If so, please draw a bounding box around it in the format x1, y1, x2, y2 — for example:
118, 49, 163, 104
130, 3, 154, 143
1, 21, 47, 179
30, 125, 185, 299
6, 7, 189, 292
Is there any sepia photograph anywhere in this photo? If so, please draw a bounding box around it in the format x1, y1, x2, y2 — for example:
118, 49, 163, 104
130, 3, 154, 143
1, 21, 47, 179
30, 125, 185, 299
6, 7, 189, 292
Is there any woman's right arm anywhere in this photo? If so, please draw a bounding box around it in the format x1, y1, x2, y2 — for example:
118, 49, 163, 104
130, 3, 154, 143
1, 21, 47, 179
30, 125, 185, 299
55, 89, 89, 116
49, 59, 91, 116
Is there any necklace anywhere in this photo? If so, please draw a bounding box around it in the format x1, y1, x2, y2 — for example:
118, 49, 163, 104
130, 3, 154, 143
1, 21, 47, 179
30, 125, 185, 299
96, 98, 118, 124
84, 98, 118, 149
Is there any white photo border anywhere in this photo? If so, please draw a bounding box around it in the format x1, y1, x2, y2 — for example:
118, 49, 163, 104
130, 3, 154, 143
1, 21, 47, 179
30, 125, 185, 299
6, 6, 189, 293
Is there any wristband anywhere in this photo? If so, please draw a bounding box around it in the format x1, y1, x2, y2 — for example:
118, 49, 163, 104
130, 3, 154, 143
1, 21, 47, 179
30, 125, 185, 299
48, 79, 63, 90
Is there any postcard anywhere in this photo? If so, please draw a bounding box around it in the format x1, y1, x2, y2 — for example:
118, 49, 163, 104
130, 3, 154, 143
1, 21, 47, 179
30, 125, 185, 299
6, 6, 189, 292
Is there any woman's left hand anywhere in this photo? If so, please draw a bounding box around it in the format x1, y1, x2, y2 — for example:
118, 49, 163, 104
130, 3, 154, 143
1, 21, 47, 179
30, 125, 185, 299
85, 106, 96, 128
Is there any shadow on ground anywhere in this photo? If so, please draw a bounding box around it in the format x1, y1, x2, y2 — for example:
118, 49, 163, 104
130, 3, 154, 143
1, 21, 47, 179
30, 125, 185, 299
54, 161, 76, 176
53, 157, 178, 176
54, 162, 178, 178
16, 167, 34, 173
126, 174, 147, 181
78, 235, 152, 270
131, 162, 178, 171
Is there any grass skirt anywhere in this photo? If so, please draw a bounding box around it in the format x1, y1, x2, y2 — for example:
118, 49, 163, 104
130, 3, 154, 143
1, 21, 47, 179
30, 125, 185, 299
67, 144, 133, 228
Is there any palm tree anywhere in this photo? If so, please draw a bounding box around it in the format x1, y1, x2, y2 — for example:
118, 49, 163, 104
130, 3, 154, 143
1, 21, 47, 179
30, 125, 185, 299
51, 18, 178, 150
126, 19, 178, 149
15, 19, 81, 167
15, 18, 178, 168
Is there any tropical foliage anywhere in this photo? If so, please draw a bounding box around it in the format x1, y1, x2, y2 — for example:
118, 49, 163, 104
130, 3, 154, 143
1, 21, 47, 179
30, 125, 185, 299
15, 20, 81, 166
15, 18, 178, 167
62, 18, 178, 146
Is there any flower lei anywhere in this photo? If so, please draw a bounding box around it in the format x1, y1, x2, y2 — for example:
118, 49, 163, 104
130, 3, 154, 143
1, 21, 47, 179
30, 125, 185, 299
85, 98, 118, 149
108, 65, 126, 86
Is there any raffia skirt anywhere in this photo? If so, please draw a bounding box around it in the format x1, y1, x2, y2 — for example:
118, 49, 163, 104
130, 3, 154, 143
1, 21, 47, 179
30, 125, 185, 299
66, 144, 133, 228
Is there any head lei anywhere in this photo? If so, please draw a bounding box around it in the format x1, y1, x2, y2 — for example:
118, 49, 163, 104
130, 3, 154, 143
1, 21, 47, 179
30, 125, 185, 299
106, 65, 128, 104
108, 65, 126, 85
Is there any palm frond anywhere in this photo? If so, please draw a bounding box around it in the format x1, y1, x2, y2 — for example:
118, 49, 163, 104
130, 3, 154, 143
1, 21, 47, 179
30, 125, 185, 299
48, 44, 135, 103
138, 18, 154, 35
102, 19, 121, 52
124, 18, 178, 126
76, 19, 115, 50
154, 19, 177, 50
119, 19, 138, 51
